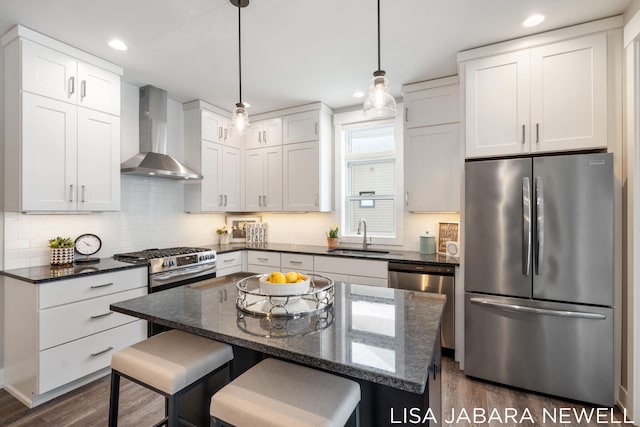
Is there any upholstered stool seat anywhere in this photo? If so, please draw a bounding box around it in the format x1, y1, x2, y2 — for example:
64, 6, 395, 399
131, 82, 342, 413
109, 329, 233, 427
210, 358, 361, 427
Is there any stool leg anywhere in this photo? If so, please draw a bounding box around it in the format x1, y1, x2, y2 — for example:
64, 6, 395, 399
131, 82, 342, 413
108, 371, 121, 427
355, 404, 360, 427
167, 395, 179, 427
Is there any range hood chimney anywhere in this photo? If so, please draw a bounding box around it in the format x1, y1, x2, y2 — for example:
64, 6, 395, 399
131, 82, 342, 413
121, 85, 202, 180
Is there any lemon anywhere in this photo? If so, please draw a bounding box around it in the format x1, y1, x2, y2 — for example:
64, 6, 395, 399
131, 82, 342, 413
297, 273, 306, 281
285, 271, 299, 283
269, 271, 286, 284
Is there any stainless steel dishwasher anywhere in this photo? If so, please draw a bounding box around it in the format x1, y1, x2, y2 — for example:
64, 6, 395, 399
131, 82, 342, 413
388, 262, 455, 350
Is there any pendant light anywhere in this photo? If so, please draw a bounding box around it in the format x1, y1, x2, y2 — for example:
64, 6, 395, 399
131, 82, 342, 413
363, 0, 396, 119
231, 0, 249, 132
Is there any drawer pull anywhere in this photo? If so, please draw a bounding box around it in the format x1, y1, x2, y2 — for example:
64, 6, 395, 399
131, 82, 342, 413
90, 311, 113, 319
223, 258, 236, 263
288, 260, 303, 264
90, 282, 114, 289
90, 346, 114, 357
257, 257, 269, 261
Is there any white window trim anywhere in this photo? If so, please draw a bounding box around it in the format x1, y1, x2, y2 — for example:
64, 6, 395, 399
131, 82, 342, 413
333, 104, 404, 246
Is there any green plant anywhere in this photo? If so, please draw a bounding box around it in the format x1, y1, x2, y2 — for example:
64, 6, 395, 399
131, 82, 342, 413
327, 224, 339, 238
49, 236, 75, 248
216, 225, 229, 235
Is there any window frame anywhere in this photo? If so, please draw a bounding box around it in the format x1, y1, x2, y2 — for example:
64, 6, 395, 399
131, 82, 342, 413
333, 105, 404, 246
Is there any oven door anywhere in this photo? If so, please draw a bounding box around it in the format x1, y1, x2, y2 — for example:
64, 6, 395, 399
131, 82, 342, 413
149, 262, 217, 292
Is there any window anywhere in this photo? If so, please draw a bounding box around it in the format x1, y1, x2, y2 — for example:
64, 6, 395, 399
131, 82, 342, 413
334, 107, 404, 244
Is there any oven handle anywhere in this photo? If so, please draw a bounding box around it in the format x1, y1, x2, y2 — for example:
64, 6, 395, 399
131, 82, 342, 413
154, 264, 217, 281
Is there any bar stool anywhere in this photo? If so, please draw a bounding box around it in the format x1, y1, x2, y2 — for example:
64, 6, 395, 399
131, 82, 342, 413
210, 358, 361, 427
109, 329, 233, 427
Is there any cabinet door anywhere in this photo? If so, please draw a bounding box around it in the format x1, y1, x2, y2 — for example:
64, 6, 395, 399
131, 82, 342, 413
404, 84, 458, 129
283, 141, 319, 211
262, 117, 283, 146
264, 146, 283, 211
21, 39, 77, 104
529, 33, 607, 153
282, 110, 320, 144
244, 149, 264, 211
405, 124, 460, 212
221, 146, 241, 211
244, 120, 263, 150
77, 62, 120, 115
77, 108, 120, 211
222, 117, 242, 148
21, 93, 77, 211
465, 51, 530, 158
201, 109, 223, 143
200, 142, 223, 211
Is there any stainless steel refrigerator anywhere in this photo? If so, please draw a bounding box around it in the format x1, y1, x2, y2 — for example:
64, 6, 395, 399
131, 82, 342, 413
464, 152, 614, 406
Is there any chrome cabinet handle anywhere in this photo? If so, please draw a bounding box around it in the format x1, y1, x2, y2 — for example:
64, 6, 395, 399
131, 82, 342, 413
263, 195, 267, 206
81, 80, 86, 98
288, 260, 303, 264
405, 191, 409, 206
219, 126, 223, 139
469, 298, 606, 319
258, 195, 262, 207
262, 130, 267, 143
536, 123, 540, 143
90, 282, 114, 289
522, 124, 525, 144
315, 122, 319, 135
535, 177, 544, 275
90, 311, 113, 319
81, 185, 86, 202
68, 184, 74, 202
218, 194, 223, 206
223, 258, 236, 263
90, 346, 114, 357
68, 76, 75, 96
257, 257, 269, 261
522, 177, 532, 276
405, 107, 408, 122
224, 195, 228, 206
258, 131, 262, 144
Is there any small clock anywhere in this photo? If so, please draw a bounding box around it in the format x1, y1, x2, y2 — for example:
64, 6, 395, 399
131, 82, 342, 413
445, 241, 460, 257
75, 233, 102, 264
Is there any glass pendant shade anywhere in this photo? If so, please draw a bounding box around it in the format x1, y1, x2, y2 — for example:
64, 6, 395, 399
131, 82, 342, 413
363, 71, 396, 119
232, 103, 249, 133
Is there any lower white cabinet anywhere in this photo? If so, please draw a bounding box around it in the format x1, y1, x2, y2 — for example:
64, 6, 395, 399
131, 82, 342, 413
3, 266, 147, 407
217, 251, 243, 277
247, 250, 281, 274
313, 256, 388, 287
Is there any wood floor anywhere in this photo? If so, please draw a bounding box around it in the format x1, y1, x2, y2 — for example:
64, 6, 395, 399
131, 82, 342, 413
0, 356, 636, 426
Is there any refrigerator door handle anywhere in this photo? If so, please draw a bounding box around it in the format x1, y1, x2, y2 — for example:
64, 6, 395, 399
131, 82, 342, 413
469, 298, 606, 320
535, 176, 544, 275
522, 177, 532, 276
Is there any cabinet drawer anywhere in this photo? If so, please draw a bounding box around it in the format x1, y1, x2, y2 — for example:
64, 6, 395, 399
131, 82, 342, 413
314, 256, 388, 278
281, 253, 313, 271
247, 251, 280, 267
39, 287, 147, 350
39, 267, 147, 309
247, 264, 277, 275
38, 320, 146, 394
218, 251, 242, 268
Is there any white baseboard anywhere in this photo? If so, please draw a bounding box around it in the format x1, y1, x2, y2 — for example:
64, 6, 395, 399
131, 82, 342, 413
616, 385, 637, 425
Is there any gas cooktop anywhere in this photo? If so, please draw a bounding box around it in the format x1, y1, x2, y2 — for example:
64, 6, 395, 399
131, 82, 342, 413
114, 247, 212, 262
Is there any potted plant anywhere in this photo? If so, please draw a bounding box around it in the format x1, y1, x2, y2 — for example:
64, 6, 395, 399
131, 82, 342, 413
217, 225, 230, 245
49, 236, 75, 266
326, 224, 339, 249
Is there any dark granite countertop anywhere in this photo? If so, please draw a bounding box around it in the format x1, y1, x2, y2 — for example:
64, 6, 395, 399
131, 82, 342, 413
214, 242, 460, 267
0, 258, 147, 284
111, 275, 446, 394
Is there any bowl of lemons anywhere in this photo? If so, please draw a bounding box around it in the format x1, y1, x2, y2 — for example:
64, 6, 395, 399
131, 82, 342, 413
259, 271, 310, 302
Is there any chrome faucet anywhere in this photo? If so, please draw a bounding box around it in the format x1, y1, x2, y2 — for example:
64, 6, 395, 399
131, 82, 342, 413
357, 218, 369, 250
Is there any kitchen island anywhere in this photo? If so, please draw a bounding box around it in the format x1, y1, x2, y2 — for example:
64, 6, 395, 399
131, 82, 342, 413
111, 275, 446, 426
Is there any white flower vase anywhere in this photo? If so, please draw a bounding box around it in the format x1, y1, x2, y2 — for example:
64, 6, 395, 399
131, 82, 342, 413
50, 247, 75, 266
220, 233, 230, 245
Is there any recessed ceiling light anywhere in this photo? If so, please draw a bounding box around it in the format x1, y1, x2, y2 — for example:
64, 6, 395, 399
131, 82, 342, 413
353, 91, 365, 98
108, 39, 128, 51
523, 13, 545, 28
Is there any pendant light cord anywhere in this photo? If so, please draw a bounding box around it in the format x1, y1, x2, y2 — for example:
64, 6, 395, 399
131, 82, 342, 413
238, 3, 242, 104
377, 0, 381, 71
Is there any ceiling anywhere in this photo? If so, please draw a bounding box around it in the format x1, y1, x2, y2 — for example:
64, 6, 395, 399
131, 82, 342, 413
0, 0, 633, 114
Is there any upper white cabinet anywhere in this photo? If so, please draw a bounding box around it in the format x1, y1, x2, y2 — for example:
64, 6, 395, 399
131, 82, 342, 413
244, 117, 283, 150
282, 110, 321, 144
3, 26, 122, 212
460, 23, 614, 158
244, 146, 283, 212
402, 77, 461, 212
184, 101, 241, 148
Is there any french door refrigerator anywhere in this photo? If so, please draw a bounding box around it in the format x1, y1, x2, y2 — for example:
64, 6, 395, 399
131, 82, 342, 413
464, 152, 613, 406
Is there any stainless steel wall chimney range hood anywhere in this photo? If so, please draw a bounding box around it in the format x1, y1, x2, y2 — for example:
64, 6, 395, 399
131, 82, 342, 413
121, 85, 202, 180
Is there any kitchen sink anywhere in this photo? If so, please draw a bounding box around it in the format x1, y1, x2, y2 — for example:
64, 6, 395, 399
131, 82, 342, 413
327, 248, 390, 256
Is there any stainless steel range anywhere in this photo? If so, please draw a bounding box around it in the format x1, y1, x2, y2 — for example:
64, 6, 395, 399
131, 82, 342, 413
114, 247, 217, 293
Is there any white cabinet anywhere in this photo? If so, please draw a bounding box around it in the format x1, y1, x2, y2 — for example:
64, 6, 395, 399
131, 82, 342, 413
3, 267, 147, 407
405, 124, 460, 212
217, 251, 243, 277
3, 29, 122, 213
247, 250, 281, 274
184, 141, 241, 212
281, 253, 314, 274
244, 146, 283, 211
463, 31, 608, 158
314, 255, 388, 287
282, 110, 320, 144
402, 77, 461, 212
186, 103, 241, 149
282, 141, 320, 211
244, 117, 283, 150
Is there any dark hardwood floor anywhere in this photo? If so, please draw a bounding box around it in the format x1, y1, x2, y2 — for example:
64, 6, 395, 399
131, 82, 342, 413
0, 356, 636, 426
